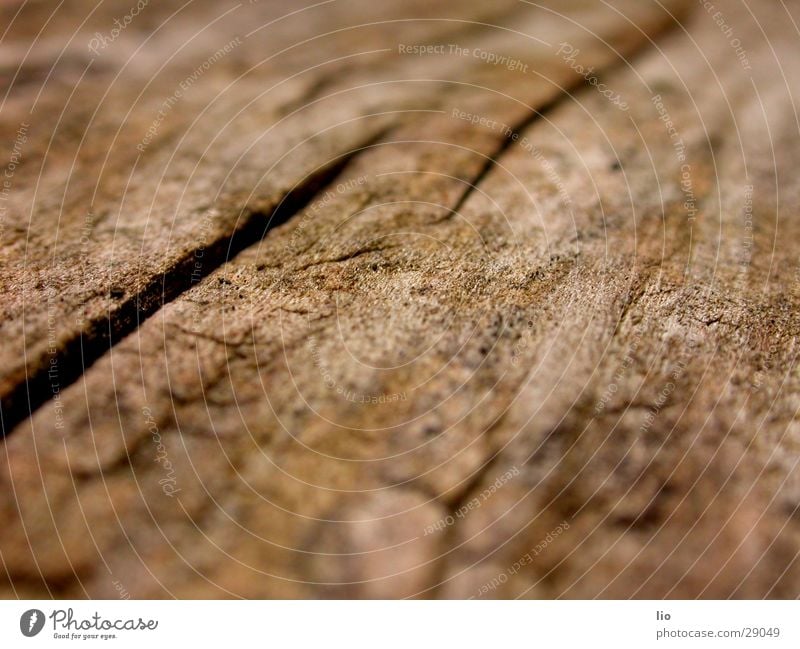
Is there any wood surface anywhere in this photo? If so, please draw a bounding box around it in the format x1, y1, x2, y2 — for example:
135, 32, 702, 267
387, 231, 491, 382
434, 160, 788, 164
2, 0, 800, 598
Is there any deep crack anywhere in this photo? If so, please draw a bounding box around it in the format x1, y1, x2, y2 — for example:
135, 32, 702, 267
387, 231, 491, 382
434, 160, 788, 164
0, 128, 391, 437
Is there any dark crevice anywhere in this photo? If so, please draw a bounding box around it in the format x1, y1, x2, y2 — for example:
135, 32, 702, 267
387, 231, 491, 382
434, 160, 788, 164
449, 102, 551, 218
293, 242, 402, 271
0, 128, 391, 437
448, 12, 687, 219
0, 11, 688, 437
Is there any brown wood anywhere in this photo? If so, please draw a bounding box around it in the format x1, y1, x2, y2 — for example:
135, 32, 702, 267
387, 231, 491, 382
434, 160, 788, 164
2, 0, 800, 598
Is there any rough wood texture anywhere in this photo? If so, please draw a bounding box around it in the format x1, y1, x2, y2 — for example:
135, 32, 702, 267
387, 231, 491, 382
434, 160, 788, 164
2, 0, 800, 599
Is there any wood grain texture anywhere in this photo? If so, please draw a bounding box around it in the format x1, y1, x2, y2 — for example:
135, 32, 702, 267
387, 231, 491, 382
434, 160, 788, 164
2, 0, 800, 599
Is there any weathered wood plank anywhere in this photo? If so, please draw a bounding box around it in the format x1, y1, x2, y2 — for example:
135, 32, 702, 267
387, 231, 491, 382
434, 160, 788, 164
434, 2, 800, 598
0, 0, 535, 429
4, 0, 800, 600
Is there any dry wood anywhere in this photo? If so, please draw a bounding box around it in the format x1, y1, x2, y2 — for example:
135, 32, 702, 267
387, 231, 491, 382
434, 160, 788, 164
2, 0, 800, 599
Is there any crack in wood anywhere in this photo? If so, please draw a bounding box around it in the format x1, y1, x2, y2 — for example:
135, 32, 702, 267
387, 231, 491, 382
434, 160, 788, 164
0, 128, 392, 437
448, 12, 688, 220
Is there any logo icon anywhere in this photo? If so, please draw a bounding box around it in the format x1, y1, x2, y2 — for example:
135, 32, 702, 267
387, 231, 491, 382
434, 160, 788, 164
20, 609, 45, 637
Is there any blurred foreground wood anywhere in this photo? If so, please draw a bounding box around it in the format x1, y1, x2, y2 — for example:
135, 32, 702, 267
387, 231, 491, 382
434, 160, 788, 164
2, 0, 800, 598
